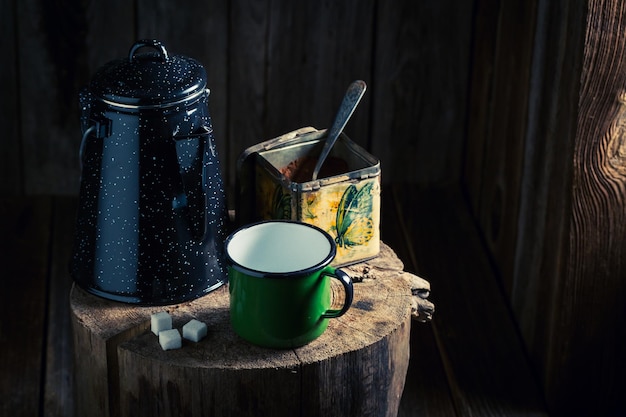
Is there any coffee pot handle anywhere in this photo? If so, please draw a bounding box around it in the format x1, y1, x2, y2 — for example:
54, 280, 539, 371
173, 125, 214, 241
78, 118, 111, 172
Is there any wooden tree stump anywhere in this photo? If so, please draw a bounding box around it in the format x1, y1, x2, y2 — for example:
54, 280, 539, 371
70, 242, 432, 417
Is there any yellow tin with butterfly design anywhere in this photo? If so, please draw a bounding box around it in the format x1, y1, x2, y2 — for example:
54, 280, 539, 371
236, 127, 381, 266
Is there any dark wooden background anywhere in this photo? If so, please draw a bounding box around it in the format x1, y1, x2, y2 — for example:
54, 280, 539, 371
0, 0, 471, 196
2, 0, 626, 416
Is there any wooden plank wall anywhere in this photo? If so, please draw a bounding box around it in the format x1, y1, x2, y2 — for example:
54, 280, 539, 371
0, 198, 52, 416
5, 0, 626, 415
546, 2, 626, 414
465, 0, 626, 415
0, 0, 471, 196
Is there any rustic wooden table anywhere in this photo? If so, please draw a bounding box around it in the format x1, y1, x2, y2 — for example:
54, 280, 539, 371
70, 243, 432, 417
1, 189, 550, 417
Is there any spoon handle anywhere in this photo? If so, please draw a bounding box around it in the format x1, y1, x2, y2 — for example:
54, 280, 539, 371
311, 80, 367, 181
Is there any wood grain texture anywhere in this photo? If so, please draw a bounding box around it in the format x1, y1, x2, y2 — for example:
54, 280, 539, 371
4, 1, 475, 194
227, 0, 377, 193
15, 0, 134, 195
384, 185, 549, 417
263, 0, 374, 149
508, 0, 584, 411
17, 0, 87, 195
0, 197, 52, 416
227, 0, 270, 194
0, 188, 562, 416
396, 325, 454, 417
382, 186, 457, 417
463, 0, 499, 208
71, 242, 413, 417
371, 0, 473, 186
82, 1, 135, 70
463, 0, 538, 295
542, 1, 626, 414
136, 0, 229, 182
43, 198, 77, 417
0, 0, 21, 194
465, 1, 626, 414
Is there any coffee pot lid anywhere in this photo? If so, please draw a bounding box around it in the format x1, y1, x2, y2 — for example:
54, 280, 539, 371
88, 39, 207, 109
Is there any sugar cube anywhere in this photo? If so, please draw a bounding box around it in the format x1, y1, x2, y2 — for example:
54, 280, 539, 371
158, 329, 182, 350
151, 311, 172, 335
182, 319, 208, 342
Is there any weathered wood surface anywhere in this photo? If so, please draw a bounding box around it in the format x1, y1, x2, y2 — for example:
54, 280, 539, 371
371, 1, 472, 186
0, 0, 21, 194
1, 0, 470, 196
544, 2, 626, 414
0, 197, 76, 417
70, 242, 424, 417
464, 1, 626, 415
0, 198, 52, 417
2, 191, 561, 417
382, 184, 549, 417
463, 0, 538, 293
44, 198, 77, 416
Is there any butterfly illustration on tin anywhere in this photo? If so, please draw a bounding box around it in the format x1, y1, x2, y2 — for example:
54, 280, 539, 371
334, 182, 374, 248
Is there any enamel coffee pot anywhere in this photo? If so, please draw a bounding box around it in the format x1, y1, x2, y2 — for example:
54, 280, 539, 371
71, 39, 228, 305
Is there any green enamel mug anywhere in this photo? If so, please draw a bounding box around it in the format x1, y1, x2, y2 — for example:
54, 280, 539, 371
225, 220, 353, 348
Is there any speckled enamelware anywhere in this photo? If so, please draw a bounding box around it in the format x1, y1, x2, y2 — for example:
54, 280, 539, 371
225, 221, 353, 348
71, 39, 228, 305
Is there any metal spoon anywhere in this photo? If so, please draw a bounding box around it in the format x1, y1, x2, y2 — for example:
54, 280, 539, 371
311, 80, 367, 181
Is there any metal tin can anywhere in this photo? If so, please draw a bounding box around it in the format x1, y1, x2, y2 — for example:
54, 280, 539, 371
236, 127, 381, 266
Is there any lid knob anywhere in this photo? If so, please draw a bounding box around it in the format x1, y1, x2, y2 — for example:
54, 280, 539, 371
89, 39, 207, 108
128, 39, 170, 63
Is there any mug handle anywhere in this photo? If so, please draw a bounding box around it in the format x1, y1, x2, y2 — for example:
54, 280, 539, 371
321, 267, 354, 319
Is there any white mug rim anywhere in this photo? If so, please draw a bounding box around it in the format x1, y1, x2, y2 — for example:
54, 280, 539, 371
224, 220, 336, 278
